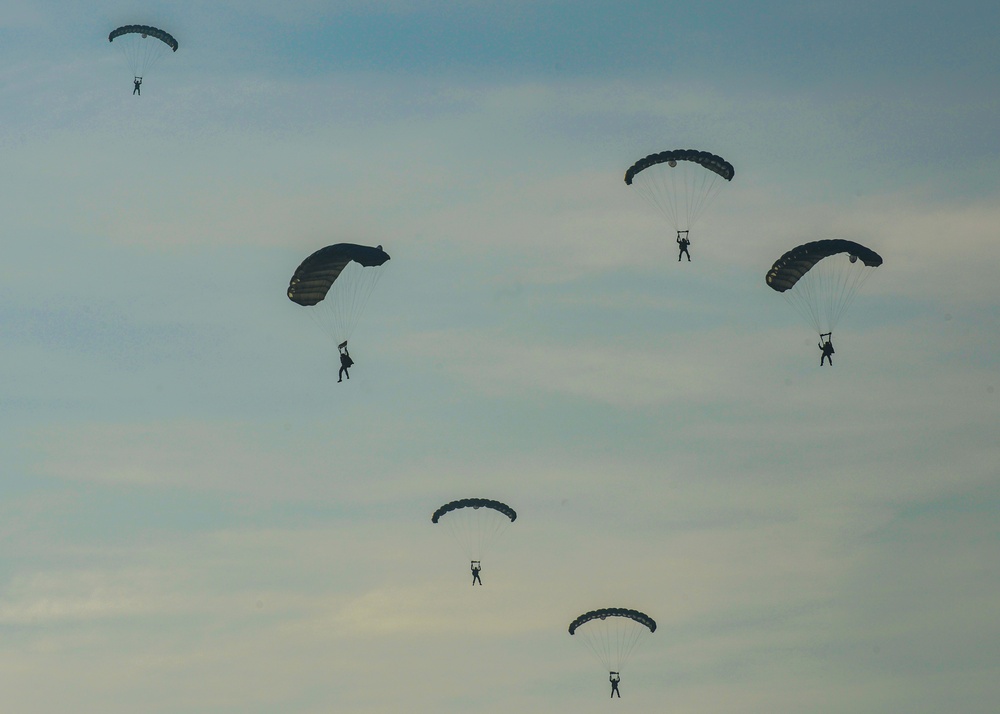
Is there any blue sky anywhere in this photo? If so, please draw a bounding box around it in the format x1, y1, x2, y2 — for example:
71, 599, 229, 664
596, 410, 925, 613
1, 2, 999, 713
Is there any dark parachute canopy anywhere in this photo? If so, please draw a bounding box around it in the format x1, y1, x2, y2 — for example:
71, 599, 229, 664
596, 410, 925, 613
624, 149, 734, 185
766, 239, 882, 335
287, 243, 390, 344
569, 608, 657, 676
624, 149, 733, 245
766, 240, 883, 292
432, 498, 517, 568
108, 24, 178, 82
108, 25, 179, 51
287, 244, 390, 306
568, 608, 657, 635
431, 498, 517, 524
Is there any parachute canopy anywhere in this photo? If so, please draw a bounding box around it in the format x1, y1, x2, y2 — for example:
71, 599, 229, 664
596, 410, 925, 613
569, 608, 656, 675
431, 498, 517, 524
624, 149, 734, 185
108, 25, 178, 51
766, 240, 882, 292
108, 25, 178, 80
287, 243, 390, 343
432, 498, 516, 565
766, 239, 882, 335
568, 608, 656, 636
625, 149, 733, 245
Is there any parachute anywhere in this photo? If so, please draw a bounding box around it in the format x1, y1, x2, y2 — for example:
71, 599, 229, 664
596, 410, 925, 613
766, 239, 882, 336
625, 149, 734, 245
108, 25, 178, 82
432, 498, 516, 568
569, 608, 656, 675
287, 243, 390, 345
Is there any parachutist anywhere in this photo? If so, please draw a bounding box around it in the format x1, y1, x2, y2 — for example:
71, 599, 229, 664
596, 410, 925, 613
432, 500, 515, 586
625, 150, 732, 258
109, 26, 178, 92
819, 333, 834, 366
338, 345, 353, 382
765, 241, 883, 353
287, 245, 390, 369
676, 231, 691, 262
569, 610, 655, 692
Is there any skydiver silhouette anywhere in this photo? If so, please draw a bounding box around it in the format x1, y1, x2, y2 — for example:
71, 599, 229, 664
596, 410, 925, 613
819, 333, 835, 366
609, 671, 621, 698
133, 76, 142, 95
338, 345, 353, 382
471, 560, 482, 586
676, 231, 691, 262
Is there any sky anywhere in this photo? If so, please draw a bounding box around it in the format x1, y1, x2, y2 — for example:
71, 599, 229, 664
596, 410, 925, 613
1, 1, 999, 712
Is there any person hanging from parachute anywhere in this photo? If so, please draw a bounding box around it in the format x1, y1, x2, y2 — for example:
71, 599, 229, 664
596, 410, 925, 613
432, 499, 516, 585
818, 333, 835, 366
108, 25, 178, 94
625, 149, 734, 262
287, 244, 390, 379
569, 608, 656, 696
766, 240, 883, 364
676, 231, 691, 262
337, 342, 353, 382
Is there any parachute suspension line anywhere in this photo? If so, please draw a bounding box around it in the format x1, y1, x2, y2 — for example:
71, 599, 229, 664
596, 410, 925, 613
613, 617, 647, 668
832, 259, 877, 328
302, 264, 386, 344
577, 616, 649, 672
683, 162, 725, 230
332, 264, 385, 342
113, 40, 132, 75
630, 161, 725, 236
304, 304, 339, 346
780, 254, 878, 334
631, 163, 681, 229
114, 34, 172, 79
441, 505, 512, 561
580, 627, 614, 671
